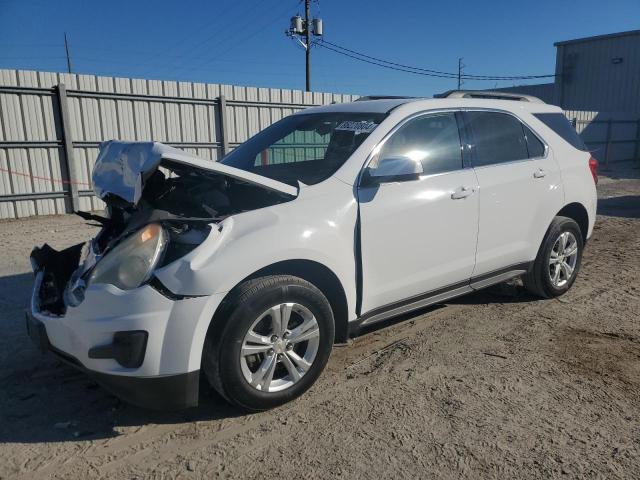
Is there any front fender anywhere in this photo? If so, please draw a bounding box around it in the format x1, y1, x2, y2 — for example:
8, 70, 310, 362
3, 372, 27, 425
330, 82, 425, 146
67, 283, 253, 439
154, 177, 359, 314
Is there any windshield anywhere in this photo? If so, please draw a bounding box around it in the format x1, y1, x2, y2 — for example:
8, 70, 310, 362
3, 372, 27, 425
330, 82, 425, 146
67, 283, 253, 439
220, 112, 386, 186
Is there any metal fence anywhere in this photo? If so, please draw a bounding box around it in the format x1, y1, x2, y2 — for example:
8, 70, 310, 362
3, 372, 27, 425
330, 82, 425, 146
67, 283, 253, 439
2, 69, 638, 220
563, 110, 640, 168
0, 69, 358, 219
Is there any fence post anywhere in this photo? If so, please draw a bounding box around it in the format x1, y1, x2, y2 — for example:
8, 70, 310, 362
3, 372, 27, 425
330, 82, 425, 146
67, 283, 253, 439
603, 118, 613, 171
217, 95, 229, 158
55, 83, 79, 213
634, 119, 640, 168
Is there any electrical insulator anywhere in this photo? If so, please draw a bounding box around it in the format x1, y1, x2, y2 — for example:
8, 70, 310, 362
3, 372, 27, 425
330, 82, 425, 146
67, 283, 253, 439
312, 18, 323, 36
290, 16, 304, 34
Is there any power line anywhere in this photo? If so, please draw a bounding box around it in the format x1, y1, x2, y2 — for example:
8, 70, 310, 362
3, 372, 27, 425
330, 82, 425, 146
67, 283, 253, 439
177, 1, 301, 76
154, 0, 272, 76
313, 41, 461, 79
316, 38, 557, 81
134, 0, 255, 73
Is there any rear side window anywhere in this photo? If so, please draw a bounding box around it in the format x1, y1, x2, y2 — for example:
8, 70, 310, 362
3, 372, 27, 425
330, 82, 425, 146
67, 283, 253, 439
533, 113, 587, 151
377, 112, 462, 175
523, 124, 546, 158
466, 112, 528, 166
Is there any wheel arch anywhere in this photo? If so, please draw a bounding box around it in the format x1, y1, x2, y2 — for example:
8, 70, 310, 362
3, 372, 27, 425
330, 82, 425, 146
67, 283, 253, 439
207, 259, 350, 344
556, 202, 589, 242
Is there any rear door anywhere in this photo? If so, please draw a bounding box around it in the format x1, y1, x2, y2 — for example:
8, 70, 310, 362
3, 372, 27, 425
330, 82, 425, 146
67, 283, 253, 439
464, 110, 563, 277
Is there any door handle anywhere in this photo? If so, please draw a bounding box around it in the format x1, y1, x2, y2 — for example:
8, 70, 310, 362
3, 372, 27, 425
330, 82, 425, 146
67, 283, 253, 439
533, 168, 546, 179
451, 186, 474, 200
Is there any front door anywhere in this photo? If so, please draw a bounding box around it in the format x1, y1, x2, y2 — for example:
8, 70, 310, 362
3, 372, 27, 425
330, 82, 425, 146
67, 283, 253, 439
358, 112, 479, 315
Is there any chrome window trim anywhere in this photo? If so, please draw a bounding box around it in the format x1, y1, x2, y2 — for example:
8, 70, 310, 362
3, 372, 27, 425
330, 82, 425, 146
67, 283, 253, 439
356, 107, 550, 187
460, 108, 550, 167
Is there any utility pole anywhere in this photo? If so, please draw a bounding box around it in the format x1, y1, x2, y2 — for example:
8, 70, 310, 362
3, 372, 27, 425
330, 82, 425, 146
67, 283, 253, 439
286, 2, 323, 92
64, 32, 72, 73
457, 57, 464, 90
305, 0, 311, 92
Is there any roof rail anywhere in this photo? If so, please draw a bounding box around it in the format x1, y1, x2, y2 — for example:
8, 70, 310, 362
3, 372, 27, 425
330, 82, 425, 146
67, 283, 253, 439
354, 95, 418, 101
434, 90, 545, 103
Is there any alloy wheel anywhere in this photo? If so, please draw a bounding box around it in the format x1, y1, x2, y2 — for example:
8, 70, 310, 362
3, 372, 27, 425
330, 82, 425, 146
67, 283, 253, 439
240, 303, 320, 392
548, 231, 579, 288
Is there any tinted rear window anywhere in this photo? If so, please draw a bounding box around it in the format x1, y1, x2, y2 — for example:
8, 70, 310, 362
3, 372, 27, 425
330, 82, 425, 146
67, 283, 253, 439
466, 112, 529, 166
533, 113, 587, 151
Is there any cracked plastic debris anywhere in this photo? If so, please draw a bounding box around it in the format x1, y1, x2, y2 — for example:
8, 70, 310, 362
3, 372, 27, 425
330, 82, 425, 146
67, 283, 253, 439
31, 141, 297, 314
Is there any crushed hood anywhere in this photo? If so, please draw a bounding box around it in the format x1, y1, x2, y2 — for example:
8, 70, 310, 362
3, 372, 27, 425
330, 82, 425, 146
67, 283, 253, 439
93, 140, 298, 206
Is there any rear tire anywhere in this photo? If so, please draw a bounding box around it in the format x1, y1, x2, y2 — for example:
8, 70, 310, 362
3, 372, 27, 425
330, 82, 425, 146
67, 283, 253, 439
202, 275, 334, 411
523, 216, 583, 298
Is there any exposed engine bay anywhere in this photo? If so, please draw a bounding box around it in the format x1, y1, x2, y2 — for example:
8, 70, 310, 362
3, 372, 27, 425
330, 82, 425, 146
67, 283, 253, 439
31, 142, 296, 316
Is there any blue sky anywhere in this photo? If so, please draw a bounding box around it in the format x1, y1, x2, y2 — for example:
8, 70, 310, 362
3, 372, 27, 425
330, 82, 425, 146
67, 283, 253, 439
0, 0, 638, 96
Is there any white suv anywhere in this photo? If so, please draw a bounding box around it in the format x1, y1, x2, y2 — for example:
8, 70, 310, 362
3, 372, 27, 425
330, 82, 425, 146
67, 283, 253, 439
27, 91, 598, 411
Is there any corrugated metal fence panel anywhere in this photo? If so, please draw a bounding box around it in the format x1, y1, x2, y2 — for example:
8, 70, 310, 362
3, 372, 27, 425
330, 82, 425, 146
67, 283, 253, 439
563, 109, 639, 164
0, 69, 359, 219
0, 70, 67, 218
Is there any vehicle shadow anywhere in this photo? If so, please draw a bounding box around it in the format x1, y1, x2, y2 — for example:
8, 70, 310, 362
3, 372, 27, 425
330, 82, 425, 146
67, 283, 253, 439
0, 271, 536, 445
598, 195, 640, 219
0, 272, 246, 445
356, 281, 537, 338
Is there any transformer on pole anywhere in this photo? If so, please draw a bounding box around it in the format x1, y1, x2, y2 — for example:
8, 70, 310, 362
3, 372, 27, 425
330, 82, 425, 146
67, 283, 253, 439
286, 0, 323, 92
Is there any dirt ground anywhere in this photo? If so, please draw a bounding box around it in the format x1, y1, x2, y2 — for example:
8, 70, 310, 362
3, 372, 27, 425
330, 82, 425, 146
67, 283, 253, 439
0, 169, 639, 479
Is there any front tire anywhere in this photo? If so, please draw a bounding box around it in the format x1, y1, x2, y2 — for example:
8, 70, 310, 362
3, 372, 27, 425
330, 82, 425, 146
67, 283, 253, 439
524, 216, 584, 298
202, 275, 334, 411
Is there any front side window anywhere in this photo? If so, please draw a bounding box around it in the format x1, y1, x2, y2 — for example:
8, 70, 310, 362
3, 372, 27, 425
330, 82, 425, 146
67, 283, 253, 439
374, 112, 463, 175
220, 112, 385, 186
466, 112, 529, 166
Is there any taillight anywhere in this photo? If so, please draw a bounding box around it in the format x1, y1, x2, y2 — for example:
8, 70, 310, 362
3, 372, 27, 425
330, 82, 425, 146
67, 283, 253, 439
588, 156, 598, 184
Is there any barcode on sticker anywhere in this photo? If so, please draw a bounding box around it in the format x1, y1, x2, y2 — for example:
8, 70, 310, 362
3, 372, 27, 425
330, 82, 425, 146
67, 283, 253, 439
335, 121, 377, 134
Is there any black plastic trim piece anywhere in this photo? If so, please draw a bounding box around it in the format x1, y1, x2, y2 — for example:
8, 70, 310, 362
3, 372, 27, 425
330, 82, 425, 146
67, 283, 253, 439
470, 262, 531, 284
357, 278, 470, 327
348, 262, 533, 337
88, 331, 148, 369
91, 370, 200, 411
148, 276, 205, 301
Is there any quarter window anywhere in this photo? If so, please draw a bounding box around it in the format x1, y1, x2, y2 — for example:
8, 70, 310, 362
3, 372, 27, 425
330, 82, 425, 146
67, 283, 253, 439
466, 112, 529, 166
376, 113, 462, 175
523, 124, 546, 158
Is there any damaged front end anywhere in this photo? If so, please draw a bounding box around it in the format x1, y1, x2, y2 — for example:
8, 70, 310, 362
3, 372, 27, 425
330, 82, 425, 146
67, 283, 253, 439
31, 141, 297, 316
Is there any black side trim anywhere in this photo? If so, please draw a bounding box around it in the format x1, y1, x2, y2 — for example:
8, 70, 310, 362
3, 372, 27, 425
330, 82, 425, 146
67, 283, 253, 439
357, 278, 470, 326
349, 262, 533, 337
470, 262, 531, 285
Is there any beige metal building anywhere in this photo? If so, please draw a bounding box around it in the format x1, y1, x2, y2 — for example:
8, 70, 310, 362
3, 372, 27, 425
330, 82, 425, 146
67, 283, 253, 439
496, 30, 640, 165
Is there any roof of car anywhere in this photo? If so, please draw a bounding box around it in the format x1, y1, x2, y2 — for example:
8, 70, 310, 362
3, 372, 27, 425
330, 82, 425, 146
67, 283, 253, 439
296, 98, 417, 115
297, 96, 561, 116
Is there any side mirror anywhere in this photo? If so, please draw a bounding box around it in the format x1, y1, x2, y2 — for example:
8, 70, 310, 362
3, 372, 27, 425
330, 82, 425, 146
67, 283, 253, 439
363, 155, 423, 185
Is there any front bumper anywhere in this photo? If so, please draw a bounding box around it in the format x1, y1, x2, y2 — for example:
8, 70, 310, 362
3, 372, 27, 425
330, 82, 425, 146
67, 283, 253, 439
27, 266, 225, 410
26, 311, 199, 410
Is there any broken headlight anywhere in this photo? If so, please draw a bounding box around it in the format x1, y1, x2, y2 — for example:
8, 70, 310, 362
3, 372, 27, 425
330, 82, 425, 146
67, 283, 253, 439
88, 223, 167, 290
